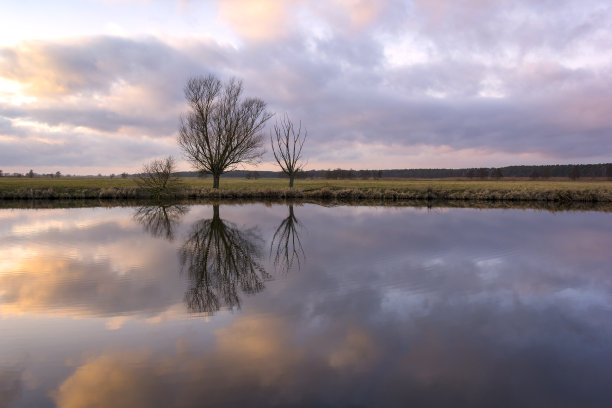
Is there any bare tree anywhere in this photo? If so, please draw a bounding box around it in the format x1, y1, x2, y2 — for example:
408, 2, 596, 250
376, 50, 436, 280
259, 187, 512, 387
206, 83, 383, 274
136, 156, 180, 200
178, 74, 272, 189
271, 113, 307, 188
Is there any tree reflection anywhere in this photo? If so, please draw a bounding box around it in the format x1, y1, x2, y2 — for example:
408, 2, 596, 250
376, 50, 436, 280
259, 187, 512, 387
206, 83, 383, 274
270, 204, 305, 274
180, 205, 269, 314
133, 203, 189, 242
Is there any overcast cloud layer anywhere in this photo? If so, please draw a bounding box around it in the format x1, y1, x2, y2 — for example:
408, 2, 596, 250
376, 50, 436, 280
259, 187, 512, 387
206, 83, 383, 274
0, 0, 611, 174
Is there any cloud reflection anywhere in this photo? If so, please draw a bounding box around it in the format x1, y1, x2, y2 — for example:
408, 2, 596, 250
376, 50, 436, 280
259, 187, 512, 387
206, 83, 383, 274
51, 294, 612, 408
0, 366, 22, 408
0, 208, 184, 319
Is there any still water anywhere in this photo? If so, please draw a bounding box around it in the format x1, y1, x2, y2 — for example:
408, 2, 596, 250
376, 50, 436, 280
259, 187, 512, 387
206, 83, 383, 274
1, 203, 612, 407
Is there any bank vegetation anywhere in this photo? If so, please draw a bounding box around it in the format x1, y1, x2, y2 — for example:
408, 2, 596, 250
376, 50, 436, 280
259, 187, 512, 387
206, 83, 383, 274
1, 177, 612, 203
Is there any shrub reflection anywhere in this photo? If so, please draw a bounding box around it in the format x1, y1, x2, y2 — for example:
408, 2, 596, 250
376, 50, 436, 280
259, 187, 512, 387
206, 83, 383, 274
133, 203, 189, 242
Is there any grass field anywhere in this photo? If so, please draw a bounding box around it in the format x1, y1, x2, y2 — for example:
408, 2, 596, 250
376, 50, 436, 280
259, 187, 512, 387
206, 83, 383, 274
1, 177, 611, 202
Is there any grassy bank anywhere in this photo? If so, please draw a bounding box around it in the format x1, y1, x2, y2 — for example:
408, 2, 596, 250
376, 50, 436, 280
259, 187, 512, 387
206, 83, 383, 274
1, 177, 611, 202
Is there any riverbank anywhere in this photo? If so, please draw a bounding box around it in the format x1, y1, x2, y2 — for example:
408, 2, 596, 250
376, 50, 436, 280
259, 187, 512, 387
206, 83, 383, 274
1, 177, 611, 202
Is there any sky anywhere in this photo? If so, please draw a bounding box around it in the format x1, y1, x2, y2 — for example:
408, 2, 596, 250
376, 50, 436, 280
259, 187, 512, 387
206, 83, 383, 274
0, 0, 611, 175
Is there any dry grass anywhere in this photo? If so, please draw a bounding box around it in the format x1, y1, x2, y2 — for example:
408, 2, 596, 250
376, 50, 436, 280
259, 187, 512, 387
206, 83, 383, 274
1, 177, 611, 202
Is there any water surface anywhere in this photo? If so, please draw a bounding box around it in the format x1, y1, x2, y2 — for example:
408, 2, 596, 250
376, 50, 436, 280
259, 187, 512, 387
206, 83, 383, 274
1, 203, 612, 407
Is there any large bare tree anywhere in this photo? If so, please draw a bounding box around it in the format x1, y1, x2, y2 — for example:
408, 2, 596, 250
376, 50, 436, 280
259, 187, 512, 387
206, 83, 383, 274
178, 75, 272, 188
271, 113, 307, 188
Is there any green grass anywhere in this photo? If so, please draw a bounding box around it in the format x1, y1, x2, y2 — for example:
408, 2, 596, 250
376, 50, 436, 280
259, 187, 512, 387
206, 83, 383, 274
0, 177, 136, 190
1, 176, 610, 191
221, 177, 612, 192
1, 177, 611, 202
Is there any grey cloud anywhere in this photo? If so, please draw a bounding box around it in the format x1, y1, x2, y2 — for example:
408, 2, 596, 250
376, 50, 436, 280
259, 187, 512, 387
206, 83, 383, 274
0, 116, 19, 137
0, 130, 177, 167
41, 107, 173, 135
409, 0, 612, 59
232, 19, 612, 160
2, 37, 214, 98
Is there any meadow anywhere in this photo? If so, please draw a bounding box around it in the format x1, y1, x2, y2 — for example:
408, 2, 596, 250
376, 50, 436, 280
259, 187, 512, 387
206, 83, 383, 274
1, 176, 611, 202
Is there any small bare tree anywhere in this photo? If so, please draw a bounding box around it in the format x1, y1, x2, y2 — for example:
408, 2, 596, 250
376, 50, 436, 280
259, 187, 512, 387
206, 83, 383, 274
178, 74, 272, 188
271, 114, 307, 188
136, 156, 180, 200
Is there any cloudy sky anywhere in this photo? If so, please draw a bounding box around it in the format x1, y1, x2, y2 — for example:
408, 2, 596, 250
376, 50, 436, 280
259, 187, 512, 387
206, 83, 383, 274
1, 0, 611, 174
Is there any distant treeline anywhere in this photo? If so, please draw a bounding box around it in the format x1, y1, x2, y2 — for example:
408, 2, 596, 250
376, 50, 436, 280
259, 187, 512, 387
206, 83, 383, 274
7, 164, 610, 180
175, 163, 612, 180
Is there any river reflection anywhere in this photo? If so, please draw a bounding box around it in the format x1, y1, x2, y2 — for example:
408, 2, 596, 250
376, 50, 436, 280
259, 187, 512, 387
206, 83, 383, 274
1, 204, 612, 407
179, 205, 270, 314
133, 203, 189, 242
270, 204, 305, 274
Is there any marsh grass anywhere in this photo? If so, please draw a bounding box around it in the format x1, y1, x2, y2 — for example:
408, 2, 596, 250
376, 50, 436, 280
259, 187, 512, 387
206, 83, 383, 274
1, 177, 611, 202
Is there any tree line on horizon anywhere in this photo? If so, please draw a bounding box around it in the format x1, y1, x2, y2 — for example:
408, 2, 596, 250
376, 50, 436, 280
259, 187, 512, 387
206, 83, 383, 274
171, 163, 612, 180
5, 159, 611, 182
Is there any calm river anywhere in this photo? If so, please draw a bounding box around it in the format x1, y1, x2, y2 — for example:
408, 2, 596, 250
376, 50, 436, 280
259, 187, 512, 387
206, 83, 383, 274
1, 203, 611, 407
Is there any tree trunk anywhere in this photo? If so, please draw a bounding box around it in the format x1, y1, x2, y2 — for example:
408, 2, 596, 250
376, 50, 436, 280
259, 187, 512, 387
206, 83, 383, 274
213, 204, 220, 219
213, 174, 220, 189
289, 175, 294, 188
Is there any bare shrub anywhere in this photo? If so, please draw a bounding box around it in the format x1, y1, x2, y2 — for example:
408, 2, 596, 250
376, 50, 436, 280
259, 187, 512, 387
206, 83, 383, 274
136, 156, 180, 200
